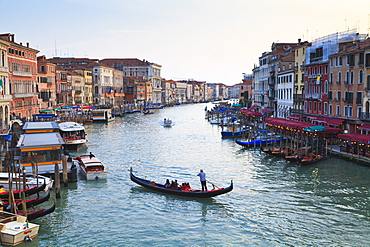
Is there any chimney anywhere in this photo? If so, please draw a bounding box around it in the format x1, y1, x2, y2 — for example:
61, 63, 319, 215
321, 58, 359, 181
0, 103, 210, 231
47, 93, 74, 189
27, 42, 29, 48
20, 42, 22, 46
298, 38, 301, 44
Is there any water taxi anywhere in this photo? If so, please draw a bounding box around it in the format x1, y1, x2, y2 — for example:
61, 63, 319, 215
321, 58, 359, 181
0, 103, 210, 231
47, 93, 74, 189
92, 109, 115, 123
74, 155, 107, 180
58, 122, 87, 150
0, 211, 39, 246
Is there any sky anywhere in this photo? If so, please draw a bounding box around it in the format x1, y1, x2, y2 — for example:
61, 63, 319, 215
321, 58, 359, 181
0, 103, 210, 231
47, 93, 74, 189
1, 0, 369, 85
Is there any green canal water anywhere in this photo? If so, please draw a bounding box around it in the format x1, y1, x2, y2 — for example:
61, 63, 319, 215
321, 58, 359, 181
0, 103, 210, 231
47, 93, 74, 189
22, 103, 370, 246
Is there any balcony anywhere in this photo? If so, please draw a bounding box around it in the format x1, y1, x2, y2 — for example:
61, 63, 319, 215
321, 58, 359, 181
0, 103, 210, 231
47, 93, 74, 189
305, 93, 322, 99
0, 95, 12, 102
13, 92, 36, 99
293, 94, 303, 100
0, 67, 8, 73
12, 71, 32, 77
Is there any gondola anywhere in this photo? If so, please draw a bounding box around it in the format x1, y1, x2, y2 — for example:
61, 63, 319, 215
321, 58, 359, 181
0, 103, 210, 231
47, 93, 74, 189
130, 168, 233, 198
0, 183, 46, 199
298, 155, 325, 165
236, 139, 281, 148
2, 190, 51, 210
18, 202, 56, 221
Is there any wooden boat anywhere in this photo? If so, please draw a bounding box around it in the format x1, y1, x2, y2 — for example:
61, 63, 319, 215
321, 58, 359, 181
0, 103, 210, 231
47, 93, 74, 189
0, 211, 40, 246
0, 184, 46, 200
284, 154, 299, 162
236, 138, 281, 148
19, 202, 56, 221
74, 155, 107, 180
1, 190, 51, 211
130, 168, 233, 198
0, 173, 53, 192
298, 155, 324, 165
58, 122, 87, 150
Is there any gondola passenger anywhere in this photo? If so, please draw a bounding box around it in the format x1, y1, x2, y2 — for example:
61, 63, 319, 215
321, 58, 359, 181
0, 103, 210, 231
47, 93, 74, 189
164, 179, 171, 188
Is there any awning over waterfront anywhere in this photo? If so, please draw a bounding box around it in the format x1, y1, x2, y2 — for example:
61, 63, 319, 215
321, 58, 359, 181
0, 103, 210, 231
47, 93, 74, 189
265, 118, 342, 134
262, 109, 273, 114
287, 115, 303, 120
308, 116, 344, 126
325, 118, 344, 126
358, 124, 370, 131
338, 133, 370, 144
240, 108, 263, 117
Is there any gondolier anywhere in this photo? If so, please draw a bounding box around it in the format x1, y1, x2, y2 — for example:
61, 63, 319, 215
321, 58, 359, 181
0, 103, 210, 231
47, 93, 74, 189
197, 169, 208, 191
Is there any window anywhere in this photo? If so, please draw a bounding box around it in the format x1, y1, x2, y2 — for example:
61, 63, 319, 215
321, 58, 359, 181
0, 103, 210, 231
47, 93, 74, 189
359, 70, 363, 84
358, 107, 362, 118
329, 104, 333, 115
330, 73, 333, 84
336, 105, 340, 116
350, 71, 354, 84
339, 56, 342, 65
338, 72, 342, 84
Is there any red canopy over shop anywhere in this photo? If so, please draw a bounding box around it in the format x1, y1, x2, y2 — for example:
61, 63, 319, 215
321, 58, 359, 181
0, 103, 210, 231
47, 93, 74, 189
338, 133, 370, 144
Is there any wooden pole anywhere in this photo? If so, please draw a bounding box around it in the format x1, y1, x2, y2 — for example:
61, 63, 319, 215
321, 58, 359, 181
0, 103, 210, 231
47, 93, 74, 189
55, 164, 61, 199
62, 155, 68, 187
21, 192, 27, 218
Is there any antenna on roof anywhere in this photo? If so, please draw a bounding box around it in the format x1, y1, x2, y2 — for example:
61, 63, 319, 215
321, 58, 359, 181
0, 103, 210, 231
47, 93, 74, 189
54, 38, 57, 57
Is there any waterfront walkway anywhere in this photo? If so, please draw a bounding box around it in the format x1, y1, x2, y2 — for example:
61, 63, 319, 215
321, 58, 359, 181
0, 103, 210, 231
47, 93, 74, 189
328, 145, 370, 166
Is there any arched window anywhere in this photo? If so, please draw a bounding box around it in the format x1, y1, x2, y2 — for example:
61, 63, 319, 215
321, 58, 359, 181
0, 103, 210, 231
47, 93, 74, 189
359, 70, 363, 84
338, 72, 342, 84
330, 73, 333, 84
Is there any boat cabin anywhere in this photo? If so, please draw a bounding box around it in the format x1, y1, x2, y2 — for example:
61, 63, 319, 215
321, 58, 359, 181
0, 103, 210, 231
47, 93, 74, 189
17, 132, 64, 175
22, 121, 60, 134
92, 109, 115, 122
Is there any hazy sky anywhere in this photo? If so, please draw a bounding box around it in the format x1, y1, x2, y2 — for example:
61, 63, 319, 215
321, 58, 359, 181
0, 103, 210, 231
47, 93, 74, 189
1, 0, 369, 85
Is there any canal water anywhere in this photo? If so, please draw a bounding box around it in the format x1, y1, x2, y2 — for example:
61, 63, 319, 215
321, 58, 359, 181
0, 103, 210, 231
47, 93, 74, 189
25, 103, 370, 246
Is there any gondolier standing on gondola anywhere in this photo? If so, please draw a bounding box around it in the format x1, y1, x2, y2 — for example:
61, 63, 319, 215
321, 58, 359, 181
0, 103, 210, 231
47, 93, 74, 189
197, 169, 208, 191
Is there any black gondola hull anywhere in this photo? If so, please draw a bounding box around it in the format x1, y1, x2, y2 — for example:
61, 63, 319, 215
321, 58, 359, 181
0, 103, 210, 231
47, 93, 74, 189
130, 169, 232, 198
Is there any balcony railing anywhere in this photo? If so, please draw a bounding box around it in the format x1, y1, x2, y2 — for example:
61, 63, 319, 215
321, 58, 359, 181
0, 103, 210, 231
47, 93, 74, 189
0, 95, 12, 102
13, 92, 36, 99
12, 71, 32, 77
305, 93, 322, 99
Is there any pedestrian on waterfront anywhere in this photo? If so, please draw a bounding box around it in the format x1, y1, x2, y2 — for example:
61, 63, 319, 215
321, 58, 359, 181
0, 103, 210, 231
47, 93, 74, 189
89, 152, 95, 159
0, 185, 5, 193
197, 169, 207, 191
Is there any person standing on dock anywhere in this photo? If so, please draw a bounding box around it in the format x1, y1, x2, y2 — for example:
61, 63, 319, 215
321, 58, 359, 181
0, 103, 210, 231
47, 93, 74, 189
197, 169, 208, 191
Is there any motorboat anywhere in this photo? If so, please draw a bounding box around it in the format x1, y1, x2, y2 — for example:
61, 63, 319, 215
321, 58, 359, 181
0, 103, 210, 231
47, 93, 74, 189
163, 119, 172, 127
0, 211, 40, 246
58, 122, 87, 150
74, 155, 107, 180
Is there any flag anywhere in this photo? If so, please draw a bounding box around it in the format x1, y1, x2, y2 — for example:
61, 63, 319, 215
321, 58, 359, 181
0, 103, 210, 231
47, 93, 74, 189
0, 79, 3, 94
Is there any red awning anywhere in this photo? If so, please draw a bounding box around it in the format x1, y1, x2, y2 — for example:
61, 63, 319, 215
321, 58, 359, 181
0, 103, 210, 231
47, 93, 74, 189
262, 109, 273, 114
326, 118, 344, 126
240, 109, 262, 117
264, 118, 342, 134
358, 124, 370, 131
338, 133, 370, 144
287, 115, 302, 120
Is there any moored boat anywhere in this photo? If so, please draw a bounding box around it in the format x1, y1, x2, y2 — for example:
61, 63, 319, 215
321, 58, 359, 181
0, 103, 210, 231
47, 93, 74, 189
1, 190, 51, 211
221, 125, 249, 138
58, 122, 87, 150
74, 155, 107, 180
0, 183, 46, 200
130, 168, 233, 198
0, 173, 53, 192
236, 138, 281, 148
298, 155, 325, 165
0, 211, 40, 246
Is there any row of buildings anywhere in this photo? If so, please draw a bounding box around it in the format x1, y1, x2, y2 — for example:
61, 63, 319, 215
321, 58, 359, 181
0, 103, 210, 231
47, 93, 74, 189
0, 33, 251, 131
250, 28, 370, 134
